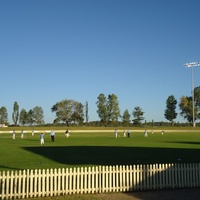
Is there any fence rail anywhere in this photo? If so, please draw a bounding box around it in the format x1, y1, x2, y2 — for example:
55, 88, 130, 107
0, 163, 200, 199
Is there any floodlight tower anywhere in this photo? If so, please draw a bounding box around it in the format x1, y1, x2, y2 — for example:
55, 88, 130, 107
184, 62, 200, 127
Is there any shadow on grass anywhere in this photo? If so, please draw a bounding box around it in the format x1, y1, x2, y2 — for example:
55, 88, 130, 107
166, 141, 200, 145
0, 165, 20, 171
22, 146, 200, 166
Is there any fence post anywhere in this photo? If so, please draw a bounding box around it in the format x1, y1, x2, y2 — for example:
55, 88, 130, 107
98, 166, 102, 193
80, 167, 83, 194
126, 165, 130, 192
184, 163, 187, 187
65, 168, 69, 195
139, 165, 143, 190
164, 163, 168, 188
108, 166, 112, 192
104, 166, 108, 193
12, 170, 17, 199
174, 163, 177, 188
112, 166, 115, 192
142, 165, 146, 190
46, 169, 50, 196
18, 170, 22, 199
198, 163, 200, 187
22, 170, 26, 199
116, 165, 119, 192
146, 164, 150, 190
50, 169, 53, 196
192, 163, 198, 187
42, 169, 46, 197
57, 168, 60, 196
5, 171, 9, 199
69, 168, 72, 194
169, 163, 173, 188
122, 165, 126, 192
26, 170, 30, 198
102, 166, 105, 193
38, 169, 41, 197
119, 165, 123, 192
1, 171, 5, 199
84, 167, 88, 194
87, 167, 90, 194
137, 165, 140, 190
76, 167, 80, 194
91, 166, 95, 194
95, 166, 98, 193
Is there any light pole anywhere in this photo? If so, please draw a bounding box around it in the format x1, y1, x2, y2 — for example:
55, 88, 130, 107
184, 62, 200, 127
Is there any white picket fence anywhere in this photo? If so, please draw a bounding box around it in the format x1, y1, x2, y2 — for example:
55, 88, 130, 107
0, 163, 200, 199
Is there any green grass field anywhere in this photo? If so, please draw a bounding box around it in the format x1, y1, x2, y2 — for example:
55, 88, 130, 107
0, 130, 200, 171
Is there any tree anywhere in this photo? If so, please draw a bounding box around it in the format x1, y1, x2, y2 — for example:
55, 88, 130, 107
19, 108, 28, 126
0, 106, 8, 124
85, 101, 89, 124
32, 106, 45, 125
107, 94, 120, 125
194, 86, 200, 103
132, 106, 144, 126
179, 96, 198, 124
71, 102, 84, 125
179, 86, 200, 125
122, 109, 131, 126
164, 95, 177, 125
51, 99, 84, 126
194, 86, 200, 118
12, 101, 19, 125
96, 93, 120, 126
27, 109, 34, 126
96, 94, 108, 125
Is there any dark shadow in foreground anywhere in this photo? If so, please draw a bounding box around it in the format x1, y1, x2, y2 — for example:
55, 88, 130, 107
100, 188, 200, 200
22, 146, 200, 166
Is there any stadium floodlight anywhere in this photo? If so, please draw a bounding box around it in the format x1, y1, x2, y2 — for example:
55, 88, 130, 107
184, 62, 200, 68
184, 62, 200, 127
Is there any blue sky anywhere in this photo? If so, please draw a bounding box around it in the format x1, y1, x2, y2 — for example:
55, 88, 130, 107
1, 0, 200, 124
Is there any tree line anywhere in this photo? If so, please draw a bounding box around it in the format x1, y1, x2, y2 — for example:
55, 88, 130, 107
1, 87, 200, 127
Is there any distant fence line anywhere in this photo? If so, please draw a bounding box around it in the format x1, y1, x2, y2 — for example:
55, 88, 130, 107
0, 163, 200, 199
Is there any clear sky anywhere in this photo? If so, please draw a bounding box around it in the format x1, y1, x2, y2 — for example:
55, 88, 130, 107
1, 0, 200, 124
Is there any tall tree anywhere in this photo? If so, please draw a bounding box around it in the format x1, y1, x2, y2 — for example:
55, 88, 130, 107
85, 101, 89, 124
96, 93, 108, 125
71, 102, 84, 125
179, 96, 198, 124
164, 95, 177, 125
32, 106, 45, 125
107, 94, 120, 125
194, 86, 200, 101
122, 109, 131, 127
132, 106, 144, 126
19, 108, 28, 126
27, 109, 34, 126
12, 101, 19, 125
194, 86, 200, 117
0, 106, 8, 124
51, 99, 84, 126
96, 93, 120, 126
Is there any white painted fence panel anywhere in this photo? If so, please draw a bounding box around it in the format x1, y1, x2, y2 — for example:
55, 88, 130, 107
0, 163, 200, 199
